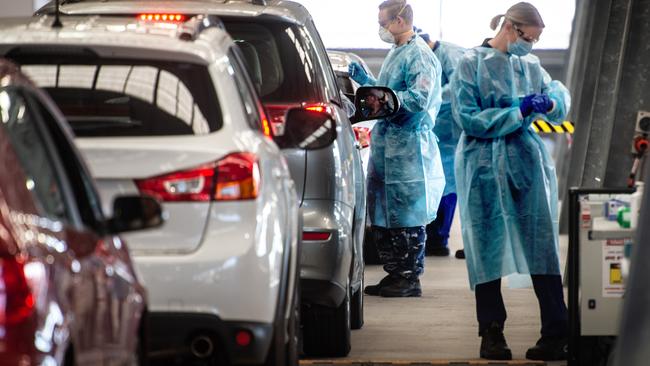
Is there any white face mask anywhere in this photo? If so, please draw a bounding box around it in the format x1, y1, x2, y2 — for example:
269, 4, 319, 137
378, 26, 395, 44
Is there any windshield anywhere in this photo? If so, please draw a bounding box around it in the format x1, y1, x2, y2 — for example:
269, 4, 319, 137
223, 19, 325, 104
16, 58, 221, 137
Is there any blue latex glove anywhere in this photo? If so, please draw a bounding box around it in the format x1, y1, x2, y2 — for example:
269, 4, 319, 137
348, 62, 369, 85
531, 94, 554, 114
519, 94, 536, 118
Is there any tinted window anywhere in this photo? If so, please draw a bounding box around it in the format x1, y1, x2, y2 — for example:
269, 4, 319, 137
18, 60, 221, 137
223, 19, 324, 104
335, 72, 355, 95
0, 88, 69, 220
36, 100, 105, 229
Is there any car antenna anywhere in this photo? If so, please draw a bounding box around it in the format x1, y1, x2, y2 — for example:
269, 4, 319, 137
52, 0, 63, 28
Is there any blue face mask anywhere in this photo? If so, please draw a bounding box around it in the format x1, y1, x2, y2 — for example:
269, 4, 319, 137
507, 37, 533, 56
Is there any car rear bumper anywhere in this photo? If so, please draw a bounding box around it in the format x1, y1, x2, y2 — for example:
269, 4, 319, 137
147, 312, 273, 365
300, 199, 353, 307
132, 201, 283, 324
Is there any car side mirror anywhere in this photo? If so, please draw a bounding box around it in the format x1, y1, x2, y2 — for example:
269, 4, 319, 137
108, 195, 164, 234
274, 108, 337, 150
353, 86, 400, 123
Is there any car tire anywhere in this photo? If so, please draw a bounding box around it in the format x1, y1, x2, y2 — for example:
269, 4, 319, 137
301, 286, 351, 357
350, 272, 364, 330
285, 277, 300, 366
363, 226, 382, 265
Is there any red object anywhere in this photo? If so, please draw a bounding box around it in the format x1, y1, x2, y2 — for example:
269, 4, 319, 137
264, 103, 333, 136
135, 152, 260, 202
353, 126, 371, 148
264, 104, 299, 124
138, 14, 186, 22
302, 232, 332, 241
0, 257, 35, 326
634, 136, 649, 154
0, 60, 147, 365
235, 330, 252, 347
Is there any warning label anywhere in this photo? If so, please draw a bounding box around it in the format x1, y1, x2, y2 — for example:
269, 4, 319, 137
602, 239, 626, 298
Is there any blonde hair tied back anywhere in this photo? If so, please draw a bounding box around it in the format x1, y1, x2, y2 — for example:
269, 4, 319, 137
490, 14, 505, 30
490, 2, 545, 30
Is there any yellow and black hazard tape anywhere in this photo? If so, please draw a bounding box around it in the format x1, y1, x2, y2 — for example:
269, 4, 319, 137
300, 360, 544, 366
532, 120, 574, 134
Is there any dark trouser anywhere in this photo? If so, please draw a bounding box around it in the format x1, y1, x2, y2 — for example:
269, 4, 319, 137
372, 225, 426, 281
475, 275, 568, 337
425, 193, 457, 248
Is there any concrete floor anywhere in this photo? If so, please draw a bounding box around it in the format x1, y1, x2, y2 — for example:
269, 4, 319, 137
341, 214, 568, 365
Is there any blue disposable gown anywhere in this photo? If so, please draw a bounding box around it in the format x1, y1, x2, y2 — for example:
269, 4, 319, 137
362, 35, 445, 228
433, 41, 466, 195
450, 46, 571, 289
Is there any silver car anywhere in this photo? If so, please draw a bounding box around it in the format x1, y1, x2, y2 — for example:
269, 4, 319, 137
37, 0, 367, 358
328, 50, 383, 264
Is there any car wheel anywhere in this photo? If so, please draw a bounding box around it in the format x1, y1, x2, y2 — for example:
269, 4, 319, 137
301, 285, 351, 357
285, 279, 300, 366
134, 310, 148, 366
64, 346, 75, 366
350, 272, 364, 330
264, 275, 299, 366
363, 226, 382, 265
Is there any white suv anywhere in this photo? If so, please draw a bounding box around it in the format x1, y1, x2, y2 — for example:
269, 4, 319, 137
0, 14, 336, 365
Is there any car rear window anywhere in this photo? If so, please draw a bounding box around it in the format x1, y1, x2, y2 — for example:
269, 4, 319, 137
17, 59, 221, 137
223, 19, 324, 104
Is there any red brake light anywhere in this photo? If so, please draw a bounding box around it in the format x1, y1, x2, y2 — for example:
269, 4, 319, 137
264, 103, 333, 136
353, 126, 371, 149
303, 232, 332, 241
138, 14, 186, 22
0, 257, 35, 326
304, 103, 333, 116
135, 152, 260, 202
235, 330, 252, 347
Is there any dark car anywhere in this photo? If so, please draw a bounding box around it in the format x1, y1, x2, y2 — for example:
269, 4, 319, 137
0, 59, 163, 365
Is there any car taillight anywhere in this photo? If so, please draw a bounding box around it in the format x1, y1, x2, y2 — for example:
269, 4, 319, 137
0, 257, 35, 326
302, 232, 332, 241
264, 104, 300, 137
264, 103, 334, 137
135, 152, 260, 202
138, 14, 186, 22
214, 153, 260, 201
353, 126, 371, 148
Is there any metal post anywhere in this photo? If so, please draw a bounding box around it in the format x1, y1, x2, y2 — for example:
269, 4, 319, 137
567, 187, 580, 366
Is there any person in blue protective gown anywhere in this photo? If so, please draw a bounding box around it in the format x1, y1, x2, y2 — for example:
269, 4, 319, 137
348, 0, 445, 298
415, 28, 467, 258
450, 2, 570, 361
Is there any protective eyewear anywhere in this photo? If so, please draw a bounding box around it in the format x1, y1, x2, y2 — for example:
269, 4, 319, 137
514, 25, 539, 44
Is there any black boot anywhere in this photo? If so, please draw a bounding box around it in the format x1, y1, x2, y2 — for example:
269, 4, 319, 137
479, 322, 512, 360
425, 246, 450, 257
364, 274, 400, 296
526, 336, 568, 361
378, 277, 422, 297
455, 249, 465, 259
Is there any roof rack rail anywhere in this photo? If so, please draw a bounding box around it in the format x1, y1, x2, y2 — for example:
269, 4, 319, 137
178, 14, 224, 41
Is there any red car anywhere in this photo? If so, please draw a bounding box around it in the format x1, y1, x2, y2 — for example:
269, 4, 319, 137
0, 59, 163, 365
